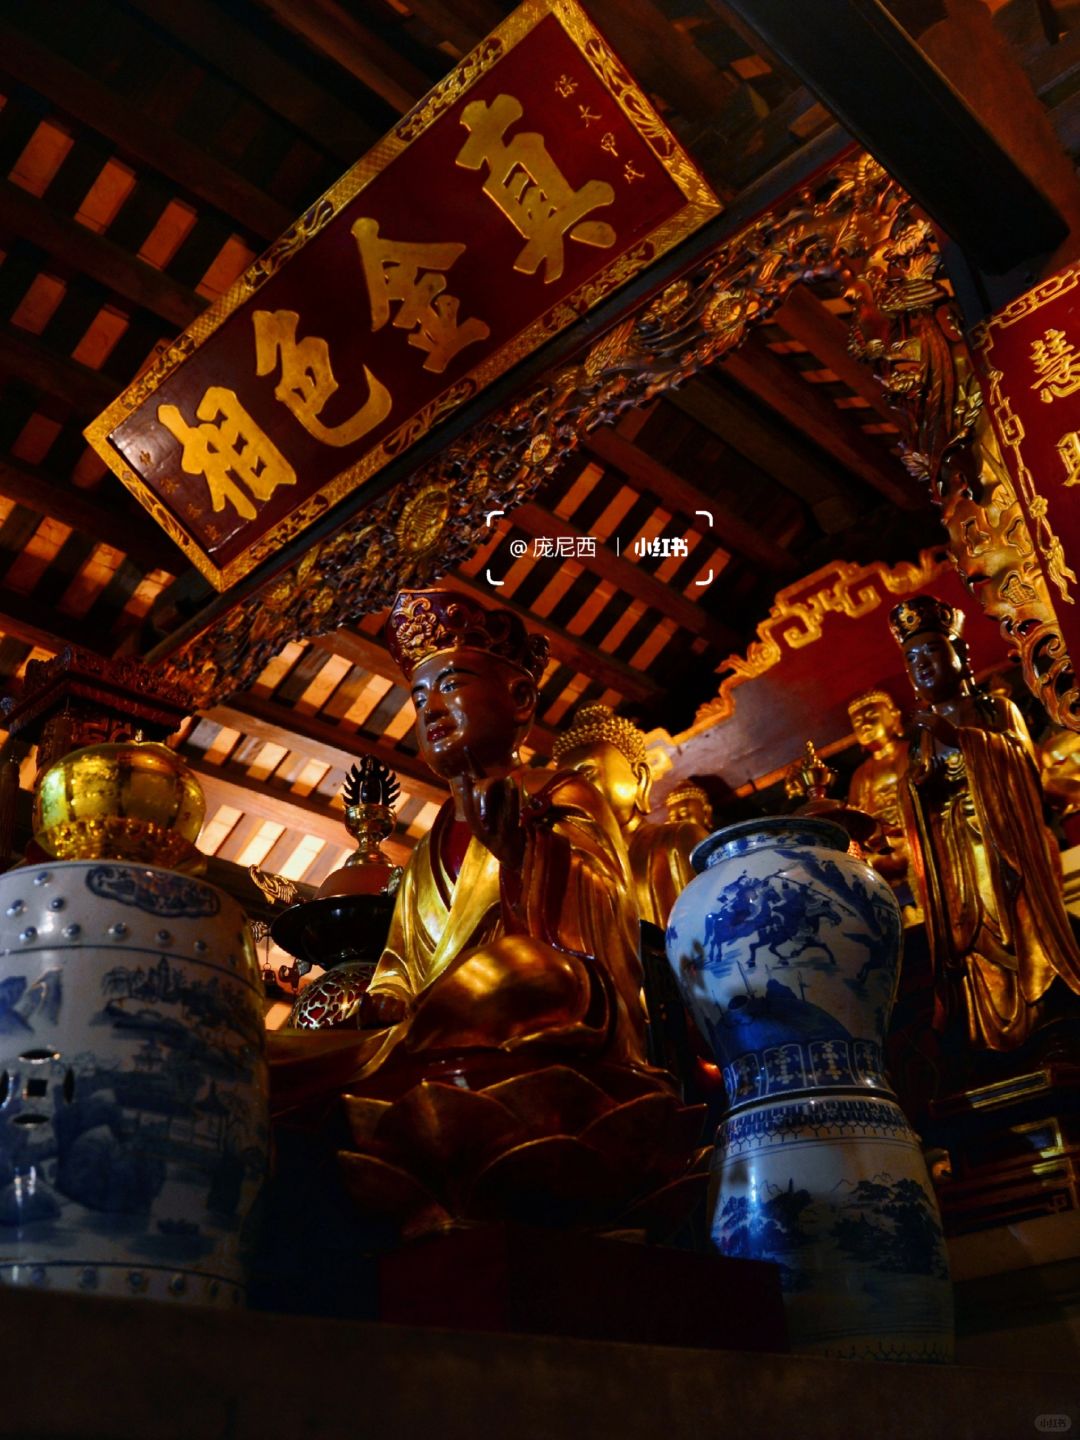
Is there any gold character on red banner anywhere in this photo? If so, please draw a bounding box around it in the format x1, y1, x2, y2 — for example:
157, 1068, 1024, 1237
1030, 326, 1080, 403
1056, 430, 1080, 487
158, 387, 296, 521
456, 93, 616, 283
252, 309, 392, 445
351, 219, 491, 374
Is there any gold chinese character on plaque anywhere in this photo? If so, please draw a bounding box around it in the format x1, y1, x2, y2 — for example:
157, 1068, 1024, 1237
1031, 327, 1080, 403
351, 219, 491, 373
252, 309, 392, 445
554, 73, 578, 98
158, 388, 296, 522
623, 161, 644, 185
600, 132, 618, 157
456, 93, 616, 283
1057, 431, 1080, 487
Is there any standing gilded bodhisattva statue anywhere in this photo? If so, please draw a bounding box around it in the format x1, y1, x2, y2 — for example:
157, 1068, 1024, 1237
889, 595, 1080, 1051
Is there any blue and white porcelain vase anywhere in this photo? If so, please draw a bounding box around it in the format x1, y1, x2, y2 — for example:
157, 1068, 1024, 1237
666, 817, 953, 1361
0, 861, 268, 1305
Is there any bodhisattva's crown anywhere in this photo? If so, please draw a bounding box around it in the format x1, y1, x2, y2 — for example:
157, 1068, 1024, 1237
888, 595, 964, 648
385, 589, 549, 683
551, 703, 648, 768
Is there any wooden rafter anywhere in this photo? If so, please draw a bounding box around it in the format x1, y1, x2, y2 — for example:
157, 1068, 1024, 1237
123, 0, 378, 164
586, 0, 739, 131
667, 376, 863, 535
0, 594, 93, 657
773, 285, 895, 422
203, 694, 447, 808
257, 0, 431, 116
510, 501, 742, 651
720, 334, 920, 509
450, 572, 659, 704
187, 755, 413, 867
399, 0, 493, 57
0, 178, 205, 332
0, 322, 118, 418
0, 20, 292, 239
582, 428, 800, 576
0, 457, 182, 575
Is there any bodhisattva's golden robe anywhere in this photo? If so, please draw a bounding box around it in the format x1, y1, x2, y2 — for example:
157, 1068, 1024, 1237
903, 699, 1080, 1051
360, 766, 648, 1074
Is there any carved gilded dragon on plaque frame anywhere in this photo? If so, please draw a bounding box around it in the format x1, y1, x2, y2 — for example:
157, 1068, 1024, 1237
152, 152, 1079, 729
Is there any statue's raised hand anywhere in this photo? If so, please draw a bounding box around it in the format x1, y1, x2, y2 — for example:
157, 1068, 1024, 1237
460, 749, 524, 868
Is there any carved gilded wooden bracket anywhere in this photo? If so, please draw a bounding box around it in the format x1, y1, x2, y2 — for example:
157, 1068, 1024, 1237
148, 150, 1078, 729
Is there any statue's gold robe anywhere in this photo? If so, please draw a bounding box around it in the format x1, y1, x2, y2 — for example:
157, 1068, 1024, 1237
268, 768, 648, 1112
903, 699, 1080, 1050
628, 820, 706, 930
361, 766, 648, 1071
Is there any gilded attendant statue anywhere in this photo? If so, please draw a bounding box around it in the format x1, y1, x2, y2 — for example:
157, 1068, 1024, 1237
846, 690, 919, 914
890, 596, 1080, 1051
664, 782, 714, 837
551, 704, 698, 928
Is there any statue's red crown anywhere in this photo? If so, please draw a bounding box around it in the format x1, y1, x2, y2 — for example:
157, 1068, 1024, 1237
888, 595, 964, 647
385, 589, 549, 682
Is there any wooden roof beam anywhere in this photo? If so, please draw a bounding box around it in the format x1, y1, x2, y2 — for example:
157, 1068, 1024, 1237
0, 322, 118, 418
323, 572, 657, 707
123, 0, 379, 165
203, 694, 447, 808
399, 1, 496, 58
720, 333, 921, 510
511, 500, 742, 651
185, 756, 413, 868
0, 593, 95, 658
668, 376, 863, 535
585, 0, 740, 129
582, 427, 800, 576
0, 178, 205, 332
773, 285, 895, 422
257, 0, 431, 115
0, 20, 292, 239
0, 456, 183, 576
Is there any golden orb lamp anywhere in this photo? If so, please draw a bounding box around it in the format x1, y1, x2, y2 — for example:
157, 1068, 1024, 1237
33, 738, 205, 871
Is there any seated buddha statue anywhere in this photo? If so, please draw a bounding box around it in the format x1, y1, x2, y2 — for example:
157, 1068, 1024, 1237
550, 704, 698, 928
889, 595, 1080, 1052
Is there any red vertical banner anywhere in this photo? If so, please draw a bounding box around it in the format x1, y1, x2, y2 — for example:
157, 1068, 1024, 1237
83, 0, 719, 592
969, 264, 1080, 719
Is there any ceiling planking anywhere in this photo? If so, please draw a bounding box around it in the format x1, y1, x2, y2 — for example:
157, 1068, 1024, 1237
0, 0, 1075, 886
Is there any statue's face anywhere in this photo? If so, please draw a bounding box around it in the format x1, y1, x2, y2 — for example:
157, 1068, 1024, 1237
410, 649, 533, 779
903, 631, 964, 703
849, 698, 897, 750
668, 796, 707, 826
560, 739, 645, 828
